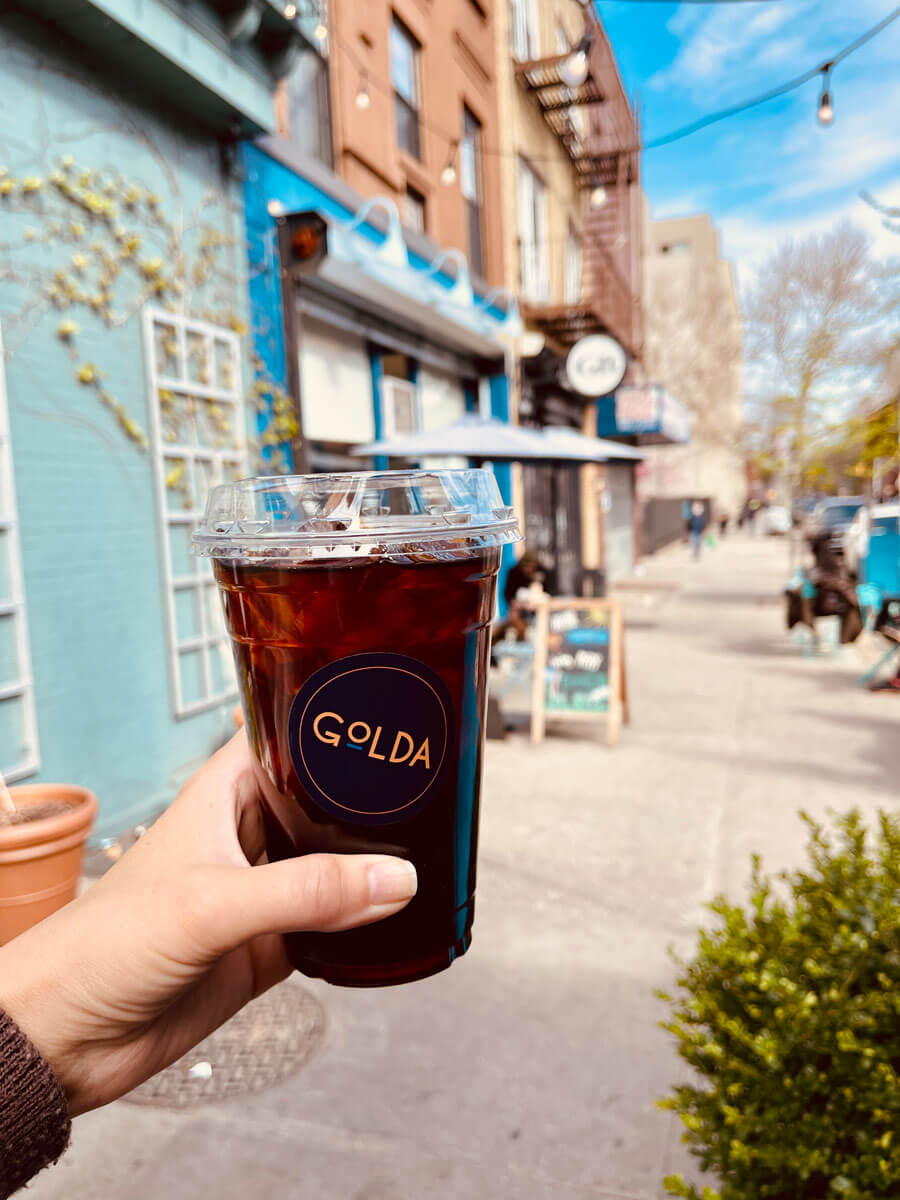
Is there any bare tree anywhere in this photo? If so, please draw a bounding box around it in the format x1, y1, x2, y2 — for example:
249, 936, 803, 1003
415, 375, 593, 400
863, 191, 900, 238
744, 223, 894, 460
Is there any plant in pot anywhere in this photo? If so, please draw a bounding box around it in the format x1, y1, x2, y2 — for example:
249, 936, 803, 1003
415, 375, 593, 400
659, 809, 900, 1200
0, 772, 98, 945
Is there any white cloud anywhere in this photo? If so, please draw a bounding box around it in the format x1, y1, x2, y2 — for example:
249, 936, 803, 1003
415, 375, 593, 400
652, 191, 708, 220
642, 2, 900, 308
650, 1, 900, 101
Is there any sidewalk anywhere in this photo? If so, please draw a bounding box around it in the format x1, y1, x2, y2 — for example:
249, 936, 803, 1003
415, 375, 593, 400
29, 534, 900, 1200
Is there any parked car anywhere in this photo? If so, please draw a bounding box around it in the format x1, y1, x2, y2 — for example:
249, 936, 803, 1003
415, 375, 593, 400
844, 503, 900, 581
805, 496, 866, 554
791, 497, 818, 528
759, 504, 792, 535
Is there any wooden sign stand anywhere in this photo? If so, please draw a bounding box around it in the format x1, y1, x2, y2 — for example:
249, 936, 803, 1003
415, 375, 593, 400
530, 597, 629, 747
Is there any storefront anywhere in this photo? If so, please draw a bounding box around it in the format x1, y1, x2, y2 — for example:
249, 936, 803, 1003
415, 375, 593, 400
0, 3, 302, 839
243, 141, 520, 506
518, 348, 591, 594
597, 383, 693, 562
517, 345, 644, 594
604, 461, 636, 583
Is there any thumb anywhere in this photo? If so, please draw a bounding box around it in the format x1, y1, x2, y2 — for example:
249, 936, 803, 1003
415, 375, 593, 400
196, 853, 418, 955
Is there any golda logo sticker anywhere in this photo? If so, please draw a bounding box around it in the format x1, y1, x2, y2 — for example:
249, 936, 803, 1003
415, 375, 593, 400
288, 652, 454, 825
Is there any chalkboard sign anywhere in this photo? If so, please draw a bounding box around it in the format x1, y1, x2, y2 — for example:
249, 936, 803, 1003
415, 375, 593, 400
530, 598, 628, 746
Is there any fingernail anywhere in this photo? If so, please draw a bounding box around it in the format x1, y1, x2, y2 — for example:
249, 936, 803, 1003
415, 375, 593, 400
368, 858, 417, 906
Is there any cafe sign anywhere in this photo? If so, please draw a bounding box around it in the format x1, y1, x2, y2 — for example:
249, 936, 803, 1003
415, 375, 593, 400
565, 334, 627, 398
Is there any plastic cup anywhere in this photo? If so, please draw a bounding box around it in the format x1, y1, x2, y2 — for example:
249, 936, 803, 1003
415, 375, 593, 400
194, 469, 520, 986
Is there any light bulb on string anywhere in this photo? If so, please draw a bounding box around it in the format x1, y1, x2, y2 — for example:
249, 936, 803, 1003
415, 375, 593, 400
817, 66, 834, 126
314, 21, 328, 40
559, 35, 591, 89
441, 143, 459, 186
355, 71, 371, 110
589, 185, 607, 209
283, 3, 297, 18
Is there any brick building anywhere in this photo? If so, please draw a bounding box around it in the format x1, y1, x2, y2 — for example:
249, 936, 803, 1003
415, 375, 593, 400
325, 0, 505, 290
494, 0, 645, 588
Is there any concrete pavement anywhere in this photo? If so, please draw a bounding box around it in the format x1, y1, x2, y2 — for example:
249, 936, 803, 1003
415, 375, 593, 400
27, 533, 900, 1200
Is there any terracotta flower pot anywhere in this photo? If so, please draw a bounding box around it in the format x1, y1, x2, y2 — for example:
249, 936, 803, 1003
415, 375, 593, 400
0, 784, 98, 946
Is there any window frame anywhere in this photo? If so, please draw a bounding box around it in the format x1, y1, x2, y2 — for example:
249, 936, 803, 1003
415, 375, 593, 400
143, 307, 247, 719
402, 184, 427, 234
564, 221, 583, 305
460, 105, 485, 278
517, 156, 549, 303
510, 0, 540, 61
380, 375, 421, 439
0, 321, 40, 782
390, 16, 423, 160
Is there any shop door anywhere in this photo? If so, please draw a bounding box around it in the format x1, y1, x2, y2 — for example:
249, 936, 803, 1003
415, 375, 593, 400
522, 465, 583, 596
604, 463, 634, 583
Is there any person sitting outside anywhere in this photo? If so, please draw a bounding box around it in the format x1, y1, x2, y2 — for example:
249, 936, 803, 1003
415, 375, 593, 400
495, 552, 544, 643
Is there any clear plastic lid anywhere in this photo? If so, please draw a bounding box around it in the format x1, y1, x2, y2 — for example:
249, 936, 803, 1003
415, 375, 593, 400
192, 468, 522, 561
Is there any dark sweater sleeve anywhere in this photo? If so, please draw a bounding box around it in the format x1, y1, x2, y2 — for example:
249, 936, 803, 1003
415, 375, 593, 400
0, 1009, 71, 1198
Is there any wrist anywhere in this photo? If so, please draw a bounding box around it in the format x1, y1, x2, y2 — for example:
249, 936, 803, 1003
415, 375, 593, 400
0, 1009, 72, 1191
0, 939, 80, 1114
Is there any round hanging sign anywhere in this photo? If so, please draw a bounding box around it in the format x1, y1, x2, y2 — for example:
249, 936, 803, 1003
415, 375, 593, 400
565, 335, 627, 398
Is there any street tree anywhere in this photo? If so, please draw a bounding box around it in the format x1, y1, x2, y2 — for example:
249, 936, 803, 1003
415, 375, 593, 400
745, 224, 897, 479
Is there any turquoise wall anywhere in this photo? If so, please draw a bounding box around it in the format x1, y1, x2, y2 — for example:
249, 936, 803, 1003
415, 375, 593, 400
0, 15, 250, 838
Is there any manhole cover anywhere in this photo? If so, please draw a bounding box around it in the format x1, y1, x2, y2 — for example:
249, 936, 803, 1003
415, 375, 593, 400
126, 979, 325, 1108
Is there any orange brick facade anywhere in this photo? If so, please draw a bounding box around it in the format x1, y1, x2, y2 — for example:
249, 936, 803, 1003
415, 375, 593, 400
326, 0, 505, 288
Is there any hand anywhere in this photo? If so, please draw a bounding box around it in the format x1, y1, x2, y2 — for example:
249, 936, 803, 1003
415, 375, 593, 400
0, 731, 417, 1116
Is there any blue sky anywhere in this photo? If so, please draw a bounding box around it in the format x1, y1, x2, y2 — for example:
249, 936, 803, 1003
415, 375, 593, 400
595, 1, 900, 288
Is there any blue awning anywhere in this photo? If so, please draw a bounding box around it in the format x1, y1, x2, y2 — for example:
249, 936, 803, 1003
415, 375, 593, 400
282, 199, 522, 358
597, 385, 692, 446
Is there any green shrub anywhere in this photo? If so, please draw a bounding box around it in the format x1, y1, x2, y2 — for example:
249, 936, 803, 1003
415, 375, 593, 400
659, 810, 900, 1200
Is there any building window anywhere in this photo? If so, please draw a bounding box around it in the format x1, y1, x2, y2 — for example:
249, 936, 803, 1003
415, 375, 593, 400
143, 308, 247, 718
381, 376, 420, 437
0, 323, 40, 781
285, 51, 334, 168
460, 106, 485, 278
510, 0, 540, 60
403, 185, 427, 234
661, 242, 691, 256
564, 222, 583, 304
517, 157, 549, 302
391, 17, 422, 160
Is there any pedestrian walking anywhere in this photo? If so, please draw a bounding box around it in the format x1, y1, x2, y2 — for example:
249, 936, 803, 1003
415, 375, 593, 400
689, 502, 706, 560
747, 499, 760, 534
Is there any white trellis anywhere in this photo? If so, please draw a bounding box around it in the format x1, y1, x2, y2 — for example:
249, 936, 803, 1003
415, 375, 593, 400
143, 307, 247, 718
0, 323, 41, 780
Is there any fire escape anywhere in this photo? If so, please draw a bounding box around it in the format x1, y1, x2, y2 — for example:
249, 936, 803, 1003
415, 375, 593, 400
514, 14, 642, 358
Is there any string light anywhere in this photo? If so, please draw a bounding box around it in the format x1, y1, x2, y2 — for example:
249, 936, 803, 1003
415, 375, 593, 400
441, 143, 459, 186
590, 185, 607, 209
283, 3, 297, 18
355, 70, 371, 110
560, 36, 591, 89
314, 21, 328, 40
331, 8, 898, 161
817, 65, 834, 126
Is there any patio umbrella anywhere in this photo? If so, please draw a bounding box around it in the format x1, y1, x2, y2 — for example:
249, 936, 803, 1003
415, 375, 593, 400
354, 414, 637, 464
541, 425, 644, 463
